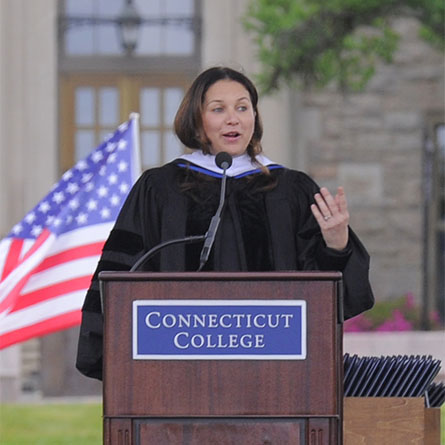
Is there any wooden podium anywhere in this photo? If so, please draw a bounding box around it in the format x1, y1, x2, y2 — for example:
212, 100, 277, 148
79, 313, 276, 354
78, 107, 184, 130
100, 271, 344, 445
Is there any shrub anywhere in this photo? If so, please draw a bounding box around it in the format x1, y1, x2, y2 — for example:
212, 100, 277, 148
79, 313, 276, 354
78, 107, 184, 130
344, 292, 442, 332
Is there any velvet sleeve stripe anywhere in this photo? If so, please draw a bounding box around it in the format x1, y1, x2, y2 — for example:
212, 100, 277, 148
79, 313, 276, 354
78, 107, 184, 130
92, 260, 132, 280
103, 229, 143, 256
75, 309, 104, 380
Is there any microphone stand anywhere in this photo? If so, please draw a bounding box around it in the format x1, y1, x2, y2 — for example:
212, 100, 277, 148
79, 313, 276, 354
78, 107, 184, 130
130, 235, 205, 272
129, 152, 232, 273
197, 155, 231, 271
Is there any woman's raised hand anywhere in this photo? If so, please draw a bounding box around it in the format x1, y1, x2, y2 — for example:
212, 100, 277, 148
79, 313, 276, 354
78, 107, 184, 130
311, 186, 349, 251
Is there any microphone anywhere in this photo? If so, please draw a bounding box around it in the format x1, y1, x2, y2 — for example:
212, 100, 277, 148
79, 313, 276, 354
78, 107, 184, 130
197, 152, 233, 271
215, 151, 232, 170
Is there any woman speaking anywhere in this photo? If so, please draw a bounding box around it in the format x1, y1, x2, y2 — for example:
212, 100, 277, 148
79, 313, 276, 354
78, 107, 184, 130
76, 66, 374, 380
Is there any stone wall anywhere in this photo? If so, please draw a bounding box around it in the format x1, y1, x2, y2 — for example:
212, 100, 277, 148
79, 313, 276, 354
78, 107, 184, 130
0, 0, 58, 401
296, 18, 444, 303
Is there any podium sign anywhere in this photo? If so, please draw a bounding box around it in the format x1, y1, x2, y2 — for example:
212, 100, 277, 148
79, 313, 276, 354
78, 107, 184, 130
133, 299, 307, 360
101, 272, 343, 444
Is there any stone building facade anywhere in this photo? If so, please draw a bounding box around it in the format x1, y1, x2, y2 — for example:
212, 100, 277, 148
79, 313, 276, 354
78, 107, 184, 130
295, 18, 444, 303
0, 1, 443, 399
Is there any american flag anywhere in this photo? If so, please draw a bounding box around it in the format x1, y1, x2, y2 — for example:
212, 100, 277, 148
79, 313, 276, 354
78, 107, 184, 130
0, 115, 141, 349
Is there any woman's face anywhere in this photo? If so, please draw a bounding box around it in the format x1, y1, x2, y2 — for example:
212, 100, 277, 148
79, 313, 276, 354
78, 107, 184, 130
201, 80, 255, 157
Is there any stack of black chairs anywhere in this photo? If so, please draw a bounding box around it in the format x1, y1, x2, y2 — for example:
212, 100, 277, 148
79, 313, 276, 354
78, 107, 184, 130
343, 354, 444, 407
426, 381, 445, 408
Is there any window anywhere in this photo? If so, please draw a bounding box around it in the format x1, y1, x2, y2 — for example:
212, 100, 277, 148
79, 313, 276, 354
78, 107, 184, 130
60, 0, 199, 57
60, 75, 191, 172
58, 0, 200, 173
139, 85, 185, 167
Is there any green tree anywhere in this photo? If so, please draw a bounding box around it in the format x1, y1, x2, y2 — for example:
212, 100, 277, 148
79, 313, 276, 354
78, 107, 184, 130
244, 0, 444, 92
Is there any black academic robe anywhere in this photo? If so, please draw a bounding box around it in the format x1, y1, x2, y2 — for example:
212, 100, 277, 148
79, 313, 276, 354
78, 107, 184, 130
76, 160, 374, 380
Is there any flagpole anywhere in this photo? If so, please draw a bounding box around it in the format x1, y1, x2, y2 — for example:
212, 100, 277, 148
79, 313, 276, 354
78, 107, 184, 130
129, 112, 142, 180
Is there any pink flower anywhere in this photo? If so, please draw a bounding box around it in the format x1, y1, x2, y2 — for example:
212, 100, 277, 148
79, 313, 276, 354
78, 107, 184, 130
375, 309, 413, 332
344, 314, 373, 332
404, 292, 416, 310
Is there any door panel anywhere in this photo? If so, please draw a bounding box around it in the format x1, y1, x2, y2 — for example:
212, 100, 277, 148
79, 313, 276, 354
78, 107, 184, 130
60, 74, 191, 173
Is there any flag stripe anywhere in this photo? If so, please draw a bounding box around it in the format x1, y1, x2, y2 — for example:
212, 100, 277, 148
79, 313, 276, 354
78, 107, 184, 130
0, 240, 10, 278
20, 239, 35, 260
1, 238, 24, 281
0, 290, 86, 335
22, 229, 51, 261
45, 223, 113, 256
34, 242, 104, 274
22, 256, 100, 294
0, 274, 32, 314
0, 310, 81, 349
0, 231, 56, 312
12, 276, 92, 312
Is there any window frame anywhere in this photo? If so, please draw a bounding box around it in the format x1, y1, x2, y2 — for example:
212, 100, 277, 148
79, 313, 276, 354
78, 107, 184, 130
59, 73, 194, 174
57, 0, 202, 74
422, 115, 445, 328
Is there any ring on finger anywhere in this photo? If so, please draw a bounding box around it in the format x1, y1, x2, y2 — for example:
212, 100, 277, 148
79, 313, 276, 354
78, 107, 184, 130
324, 215, 332, 221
